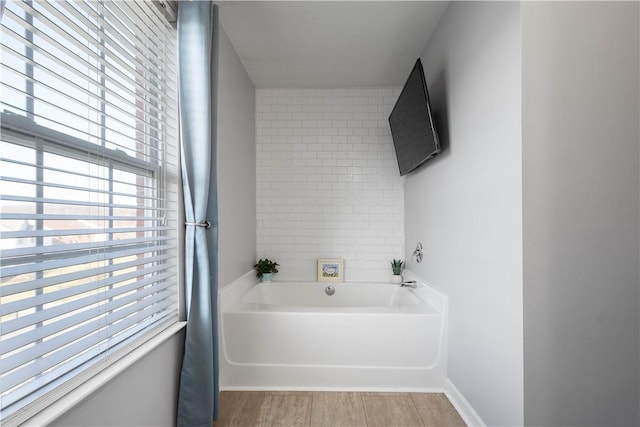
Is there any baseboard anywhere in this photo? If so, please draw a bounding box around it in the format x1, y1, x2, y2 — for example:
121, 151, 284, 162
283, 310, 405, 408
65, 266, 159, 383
444, 378, 486, 427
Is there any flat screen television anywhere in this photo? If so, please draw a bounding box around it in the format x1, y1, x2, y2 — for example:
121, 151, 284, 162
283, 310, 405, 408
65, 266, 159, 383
388, 58, 440, 176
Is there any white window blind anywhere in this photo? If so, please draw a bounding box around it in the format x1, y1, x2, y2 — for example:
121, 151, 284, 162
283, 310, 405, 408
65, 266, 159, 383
0, 0, 179, 420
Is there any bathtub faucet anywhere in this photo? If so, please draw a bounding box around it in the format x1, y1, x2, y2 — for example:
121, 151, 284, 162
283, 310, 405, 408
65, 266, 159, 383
400, 281, 417, 288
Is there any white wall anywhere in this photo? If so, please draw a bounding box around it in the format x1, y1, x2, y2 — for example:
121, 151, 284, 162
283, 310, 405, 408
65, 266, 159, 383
255, 88, 404, 282
522, 2, 640, 426
49, 330, 184, 427
404, 2, 523, 425
217, 24, 256, 288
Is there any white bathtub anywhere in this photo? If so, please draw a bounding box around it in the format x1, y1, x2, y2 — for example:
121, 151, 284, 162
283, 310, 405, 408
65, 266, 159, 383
219, 271, 447, 391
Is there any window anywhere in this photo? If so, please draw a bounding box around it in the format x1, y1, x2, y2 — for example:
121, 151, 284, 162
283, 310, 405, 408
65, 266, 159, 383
0, 0, 179, 421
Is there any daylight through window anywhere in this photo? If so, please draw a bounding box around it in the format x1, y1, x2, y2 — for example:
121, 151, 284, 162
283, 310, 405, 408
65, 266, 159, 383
0, 0, 179, 420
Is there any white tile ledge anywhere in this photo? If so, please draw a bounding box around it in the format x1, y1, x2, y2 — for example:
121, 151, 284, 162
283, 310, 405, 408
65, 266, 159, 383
10, 321, 186, 427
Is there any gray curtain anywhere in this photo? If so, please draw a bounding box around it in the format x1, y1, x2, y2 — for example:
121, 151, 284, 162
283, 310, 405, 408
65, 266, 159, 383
176, 3, 219, 427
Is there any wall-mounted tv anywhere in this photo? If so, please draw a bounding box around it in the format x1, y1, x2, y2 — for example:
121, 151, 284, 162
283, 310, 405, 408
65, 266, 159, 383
388, 58, 440, 176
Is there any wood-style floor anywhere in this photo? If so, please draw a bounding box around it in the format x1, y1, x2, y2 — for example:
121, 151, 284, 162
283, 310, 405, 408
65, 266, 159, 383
214, 391, 466, 427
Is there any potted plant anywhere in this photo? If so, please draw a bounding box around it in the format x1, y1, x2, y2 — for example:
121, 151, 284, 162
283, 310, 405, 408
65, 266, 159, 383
254, 258, 279, 282
390, 259, 404, 284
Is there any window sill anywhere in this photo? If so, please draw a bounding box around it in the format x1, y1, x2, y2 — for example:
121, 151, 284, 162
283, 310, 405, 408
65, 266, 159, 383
8, 321, 186, 427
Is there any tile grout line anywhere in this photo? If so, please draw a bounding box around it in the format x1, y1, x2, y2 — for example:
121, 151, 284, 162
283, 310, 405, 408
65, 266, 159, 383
253, 392, 265, 427
307, 393, 313, 427
256, 392, 267, 427
358, 393, 369, 427
409, 393, 427, 427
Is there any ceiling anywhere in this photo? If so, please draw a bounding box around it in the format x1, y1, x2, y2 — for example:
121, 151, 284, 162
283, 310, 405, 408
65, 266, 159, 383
216, 1, 449, 88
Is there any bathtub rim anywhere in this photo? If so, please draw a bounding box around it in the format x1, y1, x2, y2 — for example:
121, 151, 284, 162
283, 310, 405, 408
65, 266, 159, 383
219, 270, 447, 313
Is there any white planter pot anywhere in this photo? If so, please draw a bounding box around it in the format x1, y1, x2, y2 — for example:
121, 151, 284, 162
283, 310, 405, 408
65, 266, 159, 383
391, 274, 403, 284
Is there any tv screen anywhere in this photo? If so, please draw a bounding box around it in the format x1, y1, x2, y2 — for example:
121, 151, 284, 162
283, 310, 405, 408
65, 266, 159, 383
388, 59, 440, 176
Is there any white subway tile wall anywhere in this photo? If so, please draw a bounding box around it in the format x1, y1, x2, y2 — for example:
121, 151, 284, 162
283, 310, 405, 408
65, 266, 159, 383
256, 88, 404, 282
